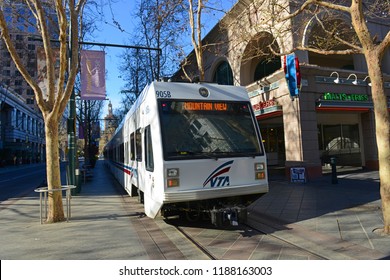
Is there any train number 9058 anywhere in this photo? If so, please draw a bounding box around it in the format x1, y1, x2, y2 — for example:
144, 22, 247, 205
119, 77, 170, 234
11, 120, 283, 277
156, 91, 171, 98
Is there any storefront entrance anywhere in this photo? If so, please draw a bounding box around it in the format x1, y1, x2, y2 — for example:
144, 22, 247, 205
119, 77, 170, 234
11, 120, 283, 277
258, 120, 285, 166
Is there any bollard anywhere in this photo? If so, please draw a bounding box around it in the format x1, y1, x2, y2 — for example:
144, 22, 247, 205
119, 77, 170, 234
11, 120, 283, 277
330, 157, 338, 184
71, 168, 81, 195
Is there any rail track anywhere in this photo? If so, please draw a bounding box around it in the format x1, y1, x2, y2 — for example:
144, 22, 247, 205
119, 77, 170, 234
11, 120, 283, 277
165, 214, 328, 260
174, 224, 218, 260
118, 184, 328, 260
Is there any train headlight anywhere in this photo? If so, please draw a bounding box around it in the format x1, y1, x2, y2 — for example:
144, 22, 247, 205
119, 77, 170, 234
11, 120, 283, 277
167, 168, 179, 177
255, 162, 266, 180
167, 168, 180, 187
255, 162, 265, 171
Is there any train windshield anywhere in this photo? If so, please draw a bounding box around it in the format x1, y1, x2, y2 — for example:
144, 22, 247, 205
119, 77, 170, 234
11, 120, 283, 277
158, 100, 263, 160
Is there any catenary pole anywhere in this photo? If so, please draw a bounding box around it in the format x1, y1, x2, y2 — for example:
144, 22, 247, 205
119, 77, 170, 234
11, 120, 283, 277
67, 40, 161, 191
31, 36, 162, 189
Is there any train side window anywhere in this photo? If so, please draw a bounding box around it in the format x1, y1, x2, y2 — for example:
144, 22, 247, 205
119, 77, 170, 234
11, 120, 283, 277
130, 133, 135, 161
120, 143, 124, 163
125, 141, 129, 163
144, 125, 154, 171
136, 129, 142, 162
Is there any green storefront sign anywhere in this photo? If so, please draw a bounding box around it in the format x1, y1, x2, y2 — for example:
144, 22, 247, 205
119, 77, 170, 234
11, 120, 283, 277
323, 92, 369, 102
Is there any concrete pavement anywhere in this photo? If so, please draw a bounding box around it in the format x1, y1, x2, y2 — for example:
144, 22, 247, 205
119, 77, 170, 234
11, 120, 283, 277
0, 160, 389, 260
0, 161, 149, 259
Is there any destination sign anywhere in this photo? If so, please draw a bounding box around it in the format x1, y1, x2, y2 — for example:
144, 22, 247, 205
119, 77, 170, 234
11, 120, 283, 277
184, 102, 228, 111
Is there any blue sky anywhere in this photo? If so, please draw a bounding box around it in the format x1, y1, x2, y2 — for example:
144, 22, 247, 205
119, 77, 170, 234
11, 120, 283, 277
92, 0, 137, 116
93, 0, 236, 117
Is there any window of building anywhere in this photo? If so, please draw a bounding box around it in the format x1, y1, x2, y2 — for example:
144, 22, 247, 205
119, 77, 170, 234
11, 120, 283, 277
318, 124, 360, 151
27, 116, 31, 132
318, 123, 361, 166
213, 61, 233, 85
254, 57, 281, 81
3, 60, 11, 67
16, 42, 24, 49
15, 110, 20, 128
22, 113, 26, 130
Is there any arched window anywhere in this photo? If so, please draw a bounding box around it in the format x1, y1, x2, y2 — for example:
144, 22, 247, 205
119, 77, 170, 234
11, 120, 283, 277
213, 61, 233, 85
254, 57, 281, 81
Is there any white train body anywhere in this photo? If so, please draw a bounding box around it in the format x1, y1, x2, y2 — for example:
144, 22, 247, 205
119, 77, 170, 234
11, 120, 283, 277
104, 82, 268, 222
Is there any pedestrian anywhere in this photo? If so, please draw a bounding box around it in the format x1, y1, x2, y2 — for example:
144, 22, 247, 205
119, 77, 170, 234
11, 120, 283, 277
13, 155, 17, 166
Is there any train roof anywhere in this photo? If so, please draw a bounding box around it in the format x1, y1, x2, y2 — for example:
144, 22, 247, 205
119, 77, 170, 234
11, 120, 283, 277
151, 81, 249, 101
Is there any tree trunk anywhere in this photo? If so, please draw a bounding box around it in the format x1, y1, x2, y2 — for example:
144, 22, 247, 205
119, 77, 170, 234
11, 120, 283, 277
366, 52, 390, 234
45, 116, 65, 223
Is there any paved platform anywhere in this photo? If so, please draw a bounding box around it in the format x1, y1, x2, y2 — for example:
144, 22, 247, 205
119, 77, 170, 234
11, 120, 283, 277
249, 168, 390, 259
0, 160, 389, 260
0, 161, 149, 259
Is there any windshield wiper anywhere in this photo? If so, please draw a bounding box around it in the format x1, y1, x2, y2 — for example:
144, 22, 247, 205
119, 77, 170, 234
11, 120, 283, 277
167, 150, 259, 160
167, 151, 219, 160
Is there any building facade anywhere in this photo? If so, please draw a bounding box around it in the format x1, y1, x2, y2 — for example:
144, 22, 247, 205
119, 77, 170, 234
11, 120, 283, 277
173, 0, 390, 179
0, 0, 58, 111
0, 86, 45, 166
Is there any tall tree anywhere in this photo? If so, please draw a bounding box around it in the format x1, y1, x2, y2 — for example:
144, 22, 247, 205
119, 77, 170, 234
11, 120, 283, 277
227, 0, 390, 233
119, 0, 186, 101
187, 0, 206, 81
0, 0, 86, 223
180, 0, 232, 82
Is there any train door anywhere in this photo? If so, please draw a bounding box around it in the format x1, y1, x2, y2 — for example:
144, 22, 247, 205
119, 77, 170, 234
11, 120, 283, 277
135, 128, 143, 195
143, 125, 160, 217
124, 140, 132, 195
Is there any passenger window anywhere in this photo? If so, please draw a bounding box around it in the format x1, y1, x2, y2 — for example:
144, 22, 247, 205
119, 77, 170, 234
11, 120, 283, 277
145, 125, 154, 171
130, 133, 135, 161
135, 129, 142, 162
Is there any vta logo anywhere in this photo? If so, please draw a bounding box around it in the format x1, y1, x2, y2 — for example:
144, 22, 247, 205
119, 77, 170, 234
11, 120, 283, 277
203, 160, 234, 188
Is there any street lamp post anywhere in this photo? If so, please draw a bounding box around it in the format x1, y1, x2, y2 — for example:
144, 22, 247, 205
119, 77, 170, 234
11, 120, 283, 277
65, 39, 161, 193
67, 14, 77, 193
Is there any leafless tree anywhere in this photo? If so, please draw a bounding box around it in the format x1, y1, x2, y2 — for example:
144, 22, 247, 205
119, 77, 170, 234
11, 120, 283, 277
77, 99, 104, 165
119, 0, 187, 111
179, 0, 233, 82
226, 0, 390, 234
0, 0, 86, 223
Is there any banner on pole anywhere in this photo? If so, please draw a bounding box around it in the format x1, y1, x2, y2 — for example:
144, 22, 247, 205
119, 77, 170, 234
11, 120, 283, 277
80, 50, 106, 100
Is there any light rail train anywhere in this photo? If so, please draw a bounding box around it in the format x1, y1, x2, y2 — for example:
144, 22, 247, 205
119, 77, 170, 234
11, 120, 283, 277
103, 81, 268, 226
